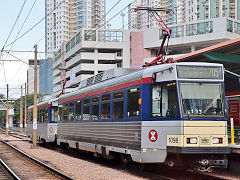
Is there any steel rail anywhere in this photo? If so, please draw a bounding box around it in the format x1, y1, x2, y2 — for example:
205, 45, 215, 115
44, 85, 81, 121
0, 140, 75, 180
0, 158, 21, 180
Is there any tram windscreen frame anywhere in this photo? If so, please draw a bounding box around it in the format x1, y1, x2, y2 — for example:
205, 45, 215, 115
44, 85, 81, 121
179, 82, 224, 118
177, 65, 223, 79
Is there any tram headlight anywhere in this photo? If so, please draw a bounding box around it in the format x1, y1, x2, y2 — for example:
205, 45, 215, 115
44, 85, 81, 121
212, 137, 223, 144
187, 137, 197, 144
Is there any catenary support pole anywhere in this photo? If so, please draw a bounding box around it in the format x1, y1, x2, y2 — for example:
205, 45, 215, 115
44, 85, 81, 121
20, 86, 23, 132
6, 84, 9, 136
24, 83, 27, 134
33, 45, 38, 148
27, 70, 29, 94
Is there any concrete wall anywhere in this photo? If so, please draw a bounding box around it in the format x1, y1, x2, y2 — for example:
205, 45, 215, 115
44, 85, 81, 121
130, 31, 151, 69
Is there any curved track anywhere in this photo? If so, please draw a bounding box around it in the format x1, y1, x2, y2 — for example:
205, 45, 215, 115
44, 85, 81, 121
0, 140, 74, 180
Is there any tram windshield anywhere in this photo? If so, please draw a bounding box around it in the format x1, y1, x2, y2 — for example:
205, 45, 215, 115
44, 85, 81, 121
179, 82, 224, 117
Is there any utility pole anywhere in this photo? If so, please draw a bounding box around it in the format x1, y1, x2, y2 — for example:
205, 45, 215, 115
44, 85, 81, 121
6, 84, 9, 136
24, 83, 27, 134
20, 86, 23, 133
27, 70, 29, 94
33, 45, 38, 148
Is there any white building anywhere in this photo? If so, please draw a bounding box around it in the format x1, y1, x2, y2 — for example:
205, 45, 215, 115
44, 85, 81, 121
128, 0, 142, 30
140, 0, 168, 29
128, 0, 240, 28
53, 28, 131, 94
143, 17, 240, 58
45, 0, 105, 57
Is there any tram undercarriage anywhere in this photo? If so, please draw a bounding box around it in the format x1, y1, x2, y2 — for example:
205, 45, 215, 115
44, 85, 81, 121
165, 150, 229, 172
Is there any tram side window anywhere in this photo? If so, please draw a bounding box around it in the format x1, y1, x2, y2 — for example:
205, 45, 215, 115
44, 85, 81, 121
101, 94, 110, 120
45, 108, 48, 122
75, 100, 81, 121
83, 98, 90, 120
58, 105, 62, 121
40, 109, 45, 122
38, 110, 45, 123
92, 96, 99, 120
69, 102, 75, 121
51, 107, 58, 122
113, 91, 123, 120
151, 83, 179, 118
127, 87, 140, 118
63, 104, 68, 121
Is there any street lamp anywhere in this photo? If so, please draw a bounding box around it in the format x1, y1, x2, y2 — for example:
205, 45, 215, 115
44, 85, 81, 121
120, 12, 125, 29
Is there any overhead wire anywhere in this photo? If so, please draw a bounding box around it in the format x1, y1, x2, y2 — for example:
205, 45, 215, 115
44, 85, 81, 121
0, 0, 69, 94
22, 0, 134, 94
2, 0, 66, 90
5, 0, 137, 96
5, 0, 37, 84
4, 0, 64, 50
31, 0, 131, 71
4, 0, 36, 60
0, 0, 28, 86
1, 0, 28, 53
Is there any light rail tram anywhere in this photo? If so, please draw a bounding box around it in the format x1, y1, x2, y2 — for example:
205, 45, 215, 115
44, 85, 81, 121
55, 62, 229, 171
27, 97, 58, 143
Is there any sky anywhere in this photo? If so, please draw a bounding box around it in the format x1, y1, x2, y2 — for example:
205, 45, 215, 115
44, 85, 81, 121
0, 0, 132, 99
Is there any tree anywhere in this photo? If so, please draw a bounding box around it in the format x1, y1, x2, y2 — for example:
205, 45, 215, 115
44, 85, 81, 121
0, 93, 5, 99
13, 94, 44, 124
0, 93, 6, 127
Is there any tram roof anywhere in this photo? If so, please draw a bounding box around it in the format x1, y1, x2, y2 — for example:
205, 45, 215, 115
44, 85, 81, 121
173, 37, 240, 73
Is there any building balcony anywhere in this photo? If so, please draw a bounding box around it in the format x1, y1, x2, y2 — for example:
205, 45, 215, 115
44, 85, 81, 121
53, 69, 61, 77
53, 75, 62, 85
53, 58, 62, 69
65, 52, 122, 70
144, 17, 240, 54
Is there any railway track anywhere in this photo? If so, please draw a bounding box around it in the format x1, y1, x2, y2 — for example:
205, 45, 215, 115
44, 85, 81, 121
0, 158, 20, 179
0, 140, 74, 180
40, 143, 223, 180
7, 133, 232, 179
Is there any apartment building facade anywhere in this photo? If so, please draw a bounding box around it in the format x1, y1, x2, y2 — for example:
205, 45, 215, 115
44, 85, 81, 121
45, 0, 105, 57
53, 28, 131, 94
128, 0, 240, 29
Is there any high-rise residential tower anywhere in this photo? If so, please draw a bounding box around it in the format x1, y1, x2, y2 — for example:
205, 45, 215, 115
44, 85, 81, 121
128, 0, 142, 30
128, 0, 240, 28
45, 0, 105, 57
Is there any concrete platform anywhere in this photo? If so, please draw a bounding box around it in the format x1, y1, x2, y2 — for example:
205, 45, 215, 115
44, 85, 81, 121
229, 144, 240, 154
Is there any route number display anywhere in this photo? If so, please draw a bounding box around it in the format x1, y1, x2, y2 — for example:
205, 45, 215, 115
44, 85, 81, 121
177, 65, 223, 79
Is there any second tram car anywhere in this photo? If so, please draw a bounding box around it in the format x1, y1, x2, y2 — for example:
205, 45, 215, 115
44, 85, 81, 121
56, 62, 230, 171
27, 97, 58, 143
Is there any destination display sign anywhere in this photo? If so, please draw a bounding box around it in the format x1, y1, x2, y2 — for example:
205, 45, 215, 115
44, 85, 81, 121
177, 65, 223, 79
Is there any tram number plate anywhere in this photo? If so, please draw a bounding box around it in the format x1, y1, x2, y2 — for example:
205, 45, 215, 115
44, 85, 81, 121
169, 137, 179, 143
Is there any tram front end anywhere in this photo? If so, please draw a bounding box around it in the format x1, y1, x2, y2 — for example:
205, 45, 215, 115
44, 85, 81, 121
166, 63, 230, 171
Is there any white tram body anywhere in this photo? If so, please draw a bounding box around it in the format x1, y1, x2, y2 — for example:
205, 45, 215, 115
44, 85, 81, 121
56, 62, 229, 169
27, 98, 58, 143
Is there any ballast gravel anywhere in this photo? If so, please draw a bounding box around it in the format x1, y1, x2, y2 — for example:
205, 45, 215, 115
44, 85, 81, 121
0, 134, 147, 180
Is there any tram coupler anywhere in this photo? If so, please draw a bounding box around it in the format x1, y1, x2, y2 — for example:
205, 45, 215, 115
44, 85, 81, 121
196, 158, 228, 172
